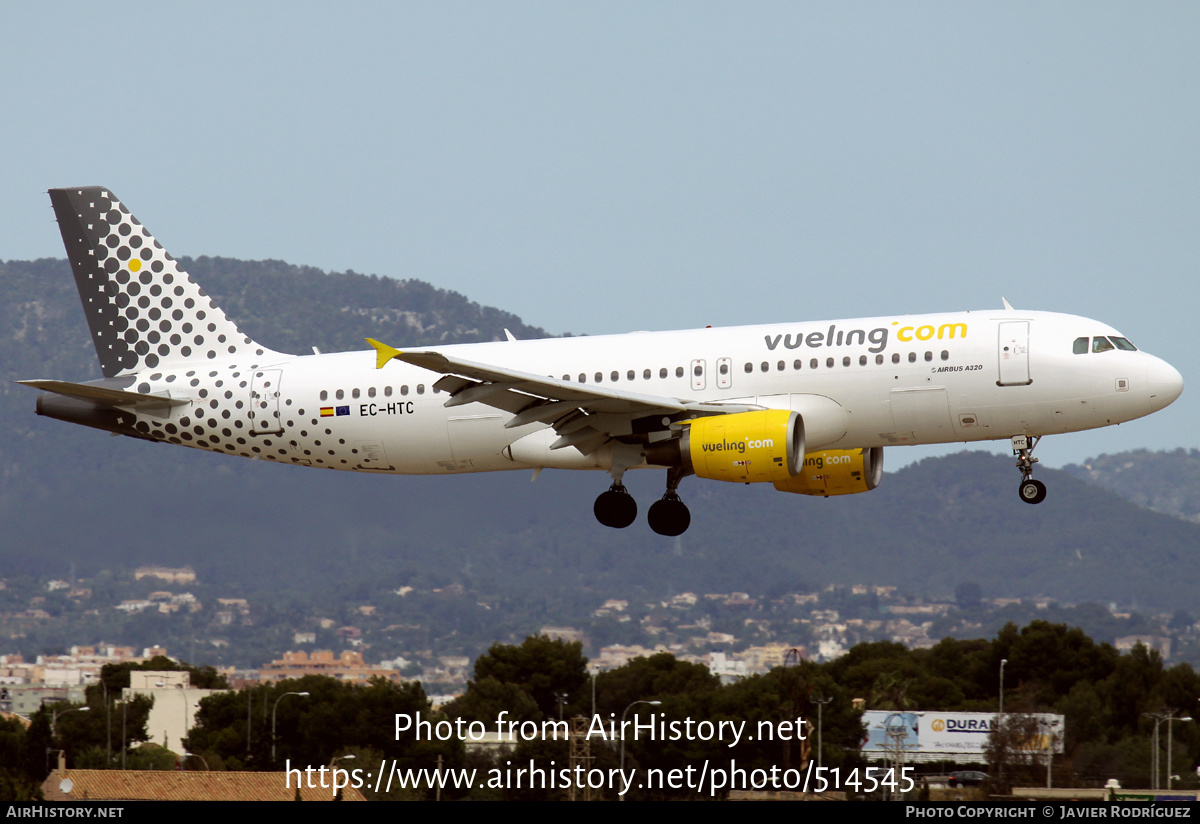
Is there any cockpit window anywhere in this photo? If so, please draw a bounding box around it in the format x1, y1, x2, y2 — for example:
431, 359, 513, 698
1110, 336, 1137, 351
1073, 337, 1088, 355
1092, 337, 1115, 353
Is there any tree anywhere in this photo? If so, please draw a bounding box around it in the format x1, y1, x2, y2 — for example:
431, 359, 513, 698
473, 636, 588, 718
0, 715, 43, 799
593, 652, 719, 716
53, 690, 154, 769
441, 676, 541, 724
98, 656, 228, 692
986, 712, 1056, 790
184, 675, 463, 796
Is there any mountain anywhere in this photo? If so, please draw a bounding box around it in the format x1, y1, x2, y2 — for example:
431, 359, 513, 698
1062, 449, 1200, 524
3, 258, 1199, 615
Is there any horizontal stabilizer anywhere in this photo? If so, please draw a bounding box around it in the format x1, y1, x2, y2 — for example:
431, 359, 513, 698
17, 380, 190, 409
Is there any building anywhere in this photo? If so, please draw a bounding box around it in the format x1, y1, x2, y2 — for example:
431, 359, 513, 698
258, 650, 403, 685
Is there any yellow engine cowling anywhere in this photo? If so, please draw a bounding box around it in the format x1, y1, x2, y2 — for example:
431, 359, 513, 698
772, 447, 884, 496
682, 409, 804, 483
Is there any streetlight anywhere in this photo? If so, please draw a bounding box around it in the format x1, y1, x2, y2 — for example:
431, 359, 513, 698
589, 666, 602, 718
272, 691, 310, 763
182, 752, 209, 770
1168, 716, 1192, 789
620, 698, 663, 799
997, 659, 1007, 782
1142, 711, 1189, 790
813, 696, 831, 772
98, 680, 111, 766
50, 704, 89, 737
998, 659, 1007, 718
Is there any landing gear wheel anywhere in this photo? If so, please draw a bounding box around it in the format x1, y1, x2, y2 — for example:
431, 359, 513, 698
594, 484, 637, 528
1012, 435, 1047, 505
1018, 478, 1047, 505
648, 496, 691, 536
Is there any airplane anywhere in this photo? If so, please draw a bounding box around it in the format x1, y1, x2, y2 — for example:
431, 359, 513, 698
22, 187, 1184, 536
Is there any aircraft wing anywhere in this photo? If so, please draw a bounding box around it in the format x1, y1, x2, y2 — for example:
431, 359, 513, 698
367, 339, 760, 454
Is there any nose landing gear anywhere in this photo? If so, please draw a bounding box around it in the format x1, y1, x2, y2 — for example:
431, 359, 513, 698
1012, 435, 1047, 505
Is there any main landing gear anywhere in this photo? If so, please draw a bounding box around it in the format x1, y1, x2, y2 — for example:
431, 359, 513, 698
647, 468, 691, 537
1012, 434, 1047, 505
594, 469, 693, 535
594, 482, 637, 528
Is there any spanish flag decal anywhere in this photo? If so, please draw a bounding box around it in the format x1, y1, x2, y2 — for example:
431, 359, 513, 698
320, 407, 334, 417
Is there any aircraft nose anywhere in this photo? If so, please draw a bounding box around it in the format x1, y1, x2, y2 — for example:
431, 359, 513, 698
1146, 357, 1184, 411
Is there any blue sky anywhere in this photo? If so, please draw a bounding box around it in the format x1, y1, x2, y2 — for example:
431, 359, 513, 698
3, 2, 1196, 467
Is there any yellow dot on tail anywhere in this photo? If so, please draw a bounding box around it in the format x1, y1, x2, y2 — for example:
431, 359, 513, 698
129, 259, 141, 272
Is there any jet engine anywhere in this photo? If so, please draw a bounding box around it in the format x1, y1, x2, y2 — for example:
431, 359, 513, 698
772, 447, 884, 496
644, 409, 805, 483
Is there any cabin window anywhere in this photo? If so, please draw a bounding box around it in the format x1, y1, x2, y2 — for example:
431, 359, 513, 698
384, 386, 393, 397
579, 373, 586, 383
320, 390, 328, 401
924, 351, 933, 362
892, 353, 900, 364
352, 388, 360, 399
777, 361, 785, 371
595, 372, 603, 382
760, 362, 769, 373
368, 387, 376, 398
859, 355, 867, 366
675, 366, 684, 378
335, 389, 344, 400
826, 358, 834, 368
643, 369, 651, 379
660, 368, 668, 379
401, 385, 409, 395
719, 362, 729, 375
627, 370, 635, 381
417, 384, 425, 394
744, 363, 753, 374
810, 359, 818, 369
941, 350, 949, 361
793, 360, 802, 370
611, 371, 619, 382
842, 356, 850, 367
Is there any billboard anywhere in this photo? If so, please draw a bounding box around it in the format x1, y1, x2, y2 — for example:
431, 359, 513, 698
861, 711, 1064, 762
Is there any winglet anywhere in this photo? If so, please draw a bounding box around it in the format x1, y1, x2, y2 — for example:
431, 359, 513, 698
366, 338, 402, 369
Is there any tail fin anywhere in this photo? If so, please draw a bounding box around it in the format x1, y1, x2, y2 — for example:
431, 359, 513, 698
49, 187, 280, 377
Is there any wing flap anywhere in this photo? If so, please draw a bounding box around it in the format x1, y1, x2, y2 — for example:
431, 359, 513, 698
365, 339, 765, 454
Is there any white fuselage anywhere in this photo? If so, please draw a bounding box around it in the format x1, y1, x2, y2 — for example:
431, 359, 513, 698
122, 308, 1180, 476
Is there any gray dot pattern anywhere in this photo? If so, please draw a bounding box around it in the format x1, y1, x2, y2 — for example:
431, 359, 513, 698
120, 366, 332, 465
49, 187, 274, 378
48, 187, 367, 470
